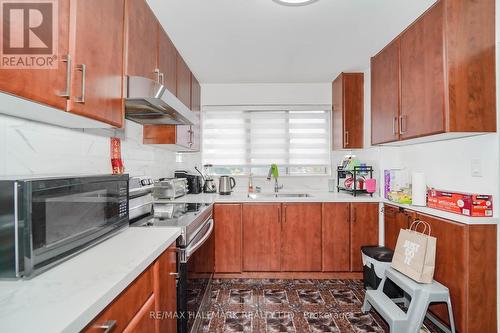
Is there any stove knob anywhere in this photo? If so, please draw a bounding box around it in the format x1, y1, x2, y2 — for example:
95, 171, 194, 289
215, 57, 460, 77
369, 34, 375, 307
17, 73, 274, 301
141, 179, 148, 186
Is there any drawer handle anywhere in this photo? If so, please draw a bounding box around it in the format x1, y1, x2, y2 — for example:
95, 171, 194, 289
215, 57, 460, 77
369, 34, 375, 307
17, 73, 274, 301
345, 131, 349, 146
75, 64, 86, 103
93, 320, 117, 333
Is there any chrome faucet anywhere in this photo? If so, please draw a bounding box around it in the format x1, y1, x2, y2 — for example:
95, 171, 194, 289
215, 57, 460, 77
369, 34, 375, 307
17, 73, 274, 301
267, 164, 283, 193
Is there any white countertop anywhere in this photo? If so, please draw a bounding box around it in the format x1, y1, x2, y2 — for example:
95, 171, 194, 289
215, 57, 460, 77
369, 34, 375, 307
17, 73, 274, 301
168, 191, 381, 203
382, 200, 499, 225
168, 191, 498, 225
0, 227, 181, 333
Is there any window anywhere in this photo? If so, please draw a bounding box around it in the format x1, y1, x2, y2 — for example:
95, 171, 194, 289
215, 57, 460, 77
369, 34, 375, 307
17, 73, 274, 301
202, 107, 331, 176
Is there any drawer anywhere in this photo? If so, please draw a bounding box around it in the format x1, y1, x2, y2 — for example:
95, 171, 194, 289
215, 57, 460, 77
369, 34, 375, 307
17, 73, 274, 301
82, 266, 154, 332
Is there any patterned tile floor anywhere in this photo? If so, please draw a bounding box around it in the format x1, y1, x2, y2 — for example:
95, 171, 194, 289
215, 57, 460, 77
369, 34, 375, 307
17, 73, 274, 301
197, 279, 442, 333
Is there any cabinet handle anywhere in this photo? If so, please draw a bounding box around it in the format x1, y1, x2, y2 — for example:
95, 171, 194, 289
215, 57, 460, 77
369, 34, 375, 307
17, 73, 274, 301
159, 72, 165, 85
169, 272, 179, 278
345, 131, 349, 146
58, 54, 71, 98
93, 320, 116, 333
393, 116, 398, 135
277, 207, 281, 224
154, 68, 161, 83
75, 64, 86, 103
399, 115, 407, 135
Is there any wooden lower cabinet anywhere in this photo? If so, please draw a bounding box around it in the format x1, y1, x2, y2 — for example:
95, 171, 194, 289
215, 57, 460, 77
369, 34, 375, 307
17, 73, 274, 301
281, 203, 322, 272
384, 205, 497, 333
83, 244, 177, 333
214, 204, 242, 273
350, 203, 379, 272
383, 204, 415, 251
242, 204, 281, 272
322, 203, 350, 271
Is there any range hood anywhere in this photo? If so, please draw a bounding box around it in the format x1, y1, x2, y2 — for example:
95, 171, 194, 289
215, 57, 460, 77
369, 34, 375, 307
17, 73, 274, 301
125, 76, 197, 125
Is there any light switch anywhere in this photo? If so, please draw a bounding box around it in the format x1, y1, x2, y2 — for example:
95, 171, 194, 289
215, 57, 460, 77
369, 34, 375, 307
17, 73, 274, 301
471, 159, 482, 177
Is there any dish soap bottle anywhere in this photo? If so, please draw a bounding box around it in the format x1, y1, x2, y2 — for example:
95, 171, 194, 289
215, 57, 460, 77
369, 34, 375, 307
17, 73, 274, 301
248, 173, 254, 193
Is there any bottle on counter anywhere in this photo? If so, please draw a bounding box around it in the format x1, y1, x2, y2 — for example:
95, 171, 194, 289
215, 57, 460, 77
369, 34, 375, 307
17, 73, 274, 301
248, 173, 254, 193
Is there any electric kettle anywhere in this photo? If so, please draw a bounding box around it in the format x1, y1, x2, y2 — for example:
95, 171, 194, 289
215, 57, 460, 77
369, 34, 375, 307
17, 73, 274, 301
219, 176, 236, 195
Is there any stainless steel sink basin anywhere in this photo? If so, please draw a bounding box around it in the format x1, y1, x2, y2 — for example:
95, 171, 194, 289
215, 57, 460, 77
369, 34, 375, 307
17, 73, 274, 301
247, 193, 312, 199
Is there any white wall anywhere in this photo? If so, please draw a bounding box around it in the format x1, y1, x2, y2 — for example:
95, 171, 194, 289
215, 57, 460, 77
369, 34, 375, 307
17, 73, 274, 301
0, 114, 199, 179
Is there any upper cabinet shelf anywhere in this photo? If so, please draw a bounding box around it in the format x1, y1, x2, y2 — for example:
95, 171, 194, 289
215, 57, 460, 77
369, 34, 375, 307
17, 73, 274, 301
371, 0, 496, 146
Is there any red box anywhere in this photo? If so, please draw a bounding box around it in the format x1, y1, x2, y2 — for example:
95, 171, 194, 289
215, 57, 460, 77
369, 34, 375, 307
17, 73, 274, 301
427, 189, 493, 217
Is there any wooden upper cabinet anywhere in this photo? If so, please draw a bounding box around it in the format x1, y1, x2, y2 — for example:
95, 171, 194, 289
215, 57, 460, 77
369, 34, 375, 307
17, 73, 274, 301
176, 55, 191, 109
371, 0, 496, 144
0, 0, 70, 111
191, 74, 201, 112
69, 0, 125, 128
400, 1, 445, 140
242, 204, 281, 272
332, 73, 364, 150
281, 203, 322, 272
125, 0, 158, 80
371, 40, 400, 145
214, 204, 242, 273
350, 203, 379, 272
157, 27, 177, 94
322, 203, 350, 272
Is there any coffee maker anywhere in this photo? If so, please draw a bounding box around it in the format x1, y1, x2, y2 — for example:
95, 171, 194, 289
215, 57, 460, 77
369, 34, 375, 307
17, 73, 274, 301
195, 164, 217, 193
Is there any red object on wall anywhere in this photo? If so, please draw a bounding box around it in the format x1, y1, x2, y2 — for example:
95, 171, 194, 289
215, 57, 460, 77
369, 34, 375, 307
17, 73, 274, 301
110, 137, 124, 174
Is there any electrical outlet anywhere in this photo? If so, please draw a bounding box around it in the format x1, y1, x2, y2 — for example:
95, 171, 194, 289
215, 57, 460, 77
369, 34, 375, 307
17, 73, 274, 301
471, 159, 482, 177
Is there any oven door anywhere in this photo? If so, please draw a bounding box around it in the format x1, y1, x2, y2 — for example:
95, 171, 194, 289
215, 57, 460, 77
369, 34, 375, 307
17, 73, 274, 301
23, 175, 128, 276
178, 218, 215, 333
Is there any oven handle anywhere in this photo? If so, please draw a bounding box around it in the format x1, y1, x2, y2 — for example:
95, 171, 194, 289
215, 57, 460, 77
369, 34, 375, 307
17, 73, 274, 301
185, 218, 214, 260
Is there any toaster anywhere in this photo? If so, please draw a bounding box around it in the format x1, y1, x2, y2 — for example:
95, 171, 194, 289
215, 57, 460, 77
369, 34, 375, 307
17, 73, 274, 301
153, 178, 188, 200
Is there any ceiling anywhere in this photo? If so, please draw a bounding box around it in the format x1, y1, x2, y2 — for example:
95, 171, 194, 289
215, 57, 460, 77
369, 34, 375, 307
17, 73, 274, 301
147, 0, 436, 83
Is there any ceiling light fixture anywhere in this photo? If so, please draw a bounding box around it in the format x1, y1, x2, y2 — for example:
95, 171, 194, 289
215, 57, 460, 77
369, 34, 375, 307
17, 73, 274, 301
272, 0, 319, 6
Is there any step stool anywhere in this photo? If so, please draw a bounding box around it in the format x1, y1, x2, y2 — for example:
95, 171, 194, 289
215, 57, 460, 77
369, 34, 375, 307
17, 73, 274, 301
361, 267, 456, 333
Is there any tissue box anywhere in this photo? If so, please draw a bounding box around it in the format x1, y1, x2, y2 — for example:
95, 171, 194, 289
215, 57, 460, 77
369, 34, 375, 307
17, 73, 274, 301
427, 189, 493, 217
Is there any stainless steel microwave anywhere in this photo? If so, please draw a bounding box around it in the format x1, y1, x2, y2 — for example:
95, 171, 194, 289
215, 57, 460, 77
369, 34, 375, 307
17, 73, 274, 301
0, 174, 129, 278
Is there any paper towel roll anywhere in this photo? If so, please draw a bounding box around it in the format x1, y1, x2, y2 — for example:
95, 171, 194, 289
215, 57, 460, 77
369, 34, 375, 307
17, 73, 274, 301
411, 172, 426, 206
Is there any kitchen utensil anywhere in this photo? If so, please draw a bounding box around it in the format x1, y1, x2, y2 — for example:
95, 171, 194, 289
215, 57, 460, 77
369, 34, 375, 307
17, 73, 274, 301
219, 176, 236, 195
365, 178, 377, 194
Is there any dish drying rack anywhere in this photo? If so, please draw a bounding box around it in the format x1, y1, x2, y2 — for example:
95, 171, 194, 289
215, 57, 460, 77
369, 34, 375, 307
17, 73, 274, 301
337, 165, 374, 197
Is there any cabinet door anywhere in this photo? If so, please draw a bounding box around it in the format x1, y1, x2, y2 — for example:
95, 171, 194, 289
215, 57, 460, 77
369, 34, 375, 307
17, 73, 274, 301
69, 0, 124, 127
122, 295, 156, 333
417, 212, 467, 332
281, 203, 322, 271
214, 204, 242, 273
350, 203, 379, 272
191, 74, 201, 112
331, 75, 343, 150
242, 204, 281, 272
343, 73, 364, 149
154, 245, 177, 333
400, 1, 445, 139
0, 0, 70, 110
176, 55, 191, 108
371, 40, 400, 144
126, 0, 158, 80
322, 203, 350, 272
383, 205, 412, 251
142, 124, 191, 150
158, 27, 177, 94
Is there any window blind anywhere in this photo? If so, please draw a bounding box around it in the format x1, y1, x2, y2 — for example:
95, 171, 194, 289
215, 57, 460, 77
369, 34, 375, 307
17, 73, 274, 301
202, 108, 331, 176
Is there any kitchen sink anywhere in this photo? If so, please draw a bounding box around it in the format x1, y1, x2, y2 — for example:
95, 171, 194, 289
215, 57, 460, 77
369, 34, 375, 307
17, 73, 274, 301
247, 193, 312, 199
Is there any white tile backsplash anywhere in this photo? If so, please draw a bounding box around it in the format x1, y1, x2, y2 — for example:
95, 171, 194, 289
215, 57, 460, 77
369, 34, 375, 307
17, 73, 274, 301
0, 114, 200, 179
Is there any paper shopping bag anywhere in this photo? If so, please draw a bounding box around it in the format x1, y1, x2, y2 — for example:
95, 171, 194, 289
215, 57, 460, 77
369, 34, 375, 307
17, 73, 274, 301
391, 220, 436, 283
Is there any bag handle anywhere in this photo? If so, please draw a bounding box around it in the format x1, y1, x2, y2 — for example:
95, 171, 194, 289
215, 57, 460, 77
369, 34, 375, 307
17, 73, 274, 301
409, 219, 432, 236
